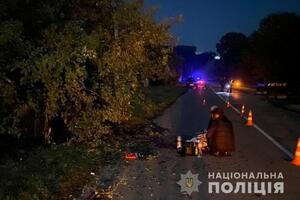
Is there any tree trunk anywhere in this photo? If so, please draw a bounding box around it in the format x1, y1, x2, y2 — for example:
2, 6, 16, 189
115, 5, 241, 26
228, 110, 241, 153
42, 100, 51, 144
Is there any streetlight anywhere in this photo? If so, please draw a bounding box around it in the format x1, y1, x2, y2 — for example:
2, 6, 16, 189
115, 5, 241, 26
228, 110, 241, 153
214, 55, 221, 60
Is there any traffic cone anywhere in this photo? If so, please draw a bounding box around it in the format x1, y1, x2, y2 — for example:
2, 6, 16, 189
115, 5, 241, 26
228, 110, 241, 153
226, 101, 230, 108
241, 105, 245, 117
245, 110, 253, 126
291, 138, 300, 166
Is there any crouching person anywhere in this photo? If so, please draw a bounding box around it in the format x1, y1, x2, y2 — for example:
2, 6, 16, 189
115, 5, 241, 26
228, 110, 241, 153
207, 106, 235, 156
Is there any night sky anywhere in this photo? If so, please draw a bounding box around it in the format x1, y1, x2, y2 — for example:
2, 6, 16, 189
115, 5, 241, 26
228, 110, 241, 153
144, 0, 300, 52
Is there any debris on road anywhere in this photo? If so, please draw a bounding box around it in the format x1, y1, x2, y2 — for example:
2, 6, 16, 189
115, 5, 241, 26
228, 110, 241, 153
124, 123, 161, 161
177, 131, 209, 157
125, 153, 138, 160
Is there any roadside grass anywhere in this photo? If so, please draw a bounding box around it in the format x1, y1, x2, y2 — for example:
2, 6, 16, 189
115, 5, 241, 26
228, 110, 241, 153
0, 84, 186, 199
130, 85, 187, 124
0, 144, 122, 199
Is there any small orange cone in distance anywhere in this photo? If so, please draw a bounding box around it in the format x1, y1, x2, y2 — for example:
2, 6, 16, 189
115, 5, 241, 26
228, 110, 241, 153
246, 110, 253, 126
241, 105, 245, 117
226, 101, 230, 108
291, 138, 300, 166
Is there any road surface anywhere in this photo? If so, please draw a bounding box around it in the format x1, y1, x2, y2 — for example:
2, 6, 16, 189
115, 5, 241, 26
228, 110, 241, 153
113, 85, 300, 200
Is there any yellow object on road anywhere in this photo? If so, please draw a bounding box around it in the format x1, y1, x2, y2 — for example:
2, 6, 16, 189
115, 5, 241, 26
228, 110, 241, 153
184, 142, 195, 155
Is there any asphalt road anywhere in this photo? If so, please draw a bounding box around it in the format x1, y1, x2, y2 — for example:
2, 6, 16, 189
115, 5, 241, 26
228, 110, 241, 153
113, 85, 300, 200
220, 84, 300, 153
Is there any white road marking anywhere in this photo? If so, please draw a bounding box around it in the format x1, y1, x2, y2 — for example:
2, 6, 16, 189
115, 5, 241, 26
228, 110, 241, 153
209, 85, 294, 159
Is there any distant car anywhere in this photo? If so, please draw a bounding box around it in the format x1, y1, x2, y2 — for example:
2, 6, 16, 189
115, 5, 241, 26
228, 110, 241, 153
195, 79, 206, 89
232, 79, 242, 88
185, 77, 195, 87
224, 82, 232, 93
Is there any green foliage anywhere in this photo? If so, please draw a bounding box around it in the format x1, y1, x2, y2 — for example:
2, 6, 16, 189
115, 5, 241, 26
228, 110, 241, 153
215, 12, 300, 84
130, 85, 187, 124
247, 12, 300, 82
0, 0, 175, 142
216, 32, 248, 77
0, 20, 28, 136
0, 144, 121, 199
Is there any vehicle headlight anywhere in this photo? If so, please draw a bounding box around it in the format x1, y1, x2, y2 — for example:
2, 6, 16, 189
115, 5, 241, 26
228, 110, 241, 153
235, 81, 241, 87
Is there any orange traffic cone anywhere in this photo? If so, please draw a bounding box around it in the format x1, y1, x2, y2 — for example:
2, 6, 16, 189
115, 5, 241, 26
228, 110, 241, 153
291, 138, 300, 166
241, 105, 245, 117
226, 101, 230, 108
245, 110, 253, 126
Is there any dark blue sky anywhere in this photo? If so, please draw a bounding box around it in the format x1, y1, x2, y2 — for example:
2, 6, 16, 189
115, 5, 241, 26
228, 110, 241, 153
144, 0, 300, 52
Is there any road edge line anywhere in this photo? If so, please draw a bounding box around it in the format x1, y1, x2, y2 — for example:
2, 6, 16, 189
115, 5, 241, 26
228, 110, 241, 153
208, 85, 294, 159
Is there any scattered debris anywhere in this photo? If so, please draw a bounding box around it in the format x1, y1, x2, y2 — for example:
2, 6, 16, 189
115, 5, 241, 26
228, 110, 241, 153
81, 122, 168, 199
125, 153, 138, 160
80, 185, 97, 199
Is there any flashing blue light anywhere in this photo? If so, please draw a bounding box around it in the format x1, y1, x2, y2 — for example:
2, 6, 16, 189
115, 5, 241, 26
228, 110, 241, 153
179, 68, 207, 84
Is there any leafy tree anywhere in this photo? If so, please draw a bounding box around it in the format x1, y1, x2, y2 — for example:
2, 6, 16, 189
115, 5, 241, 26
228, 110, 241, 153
248, 12, 300, 82
216, 32, 248, 77
0, 20, 30, 136
0, 0, 174, 144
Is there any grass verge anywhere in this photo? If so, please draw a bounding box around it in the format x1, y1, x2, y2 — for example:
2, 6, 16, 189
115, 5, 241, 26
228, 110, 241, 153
0, 143, 122, 199
0, 84, 186, 199
130, 85, 187, 124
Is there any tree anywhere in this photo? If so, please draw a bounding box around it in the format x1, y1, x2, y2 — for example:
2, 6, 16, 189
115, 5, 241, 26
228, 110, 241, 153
249, 12, 300, 82
216, 32, 248, 76
0, 0, 174, 144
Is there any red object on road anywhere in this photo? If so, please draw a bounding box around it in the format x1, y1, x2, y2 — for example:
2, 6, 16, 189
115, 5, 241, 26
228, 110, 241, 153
125, 153, 138, 160
291, 138, 300, 166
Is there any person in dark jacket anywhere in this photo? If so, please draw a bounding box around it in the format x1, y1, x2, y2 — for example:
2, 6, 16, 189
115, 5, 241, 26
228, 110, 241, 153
207, 106, 235, 156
